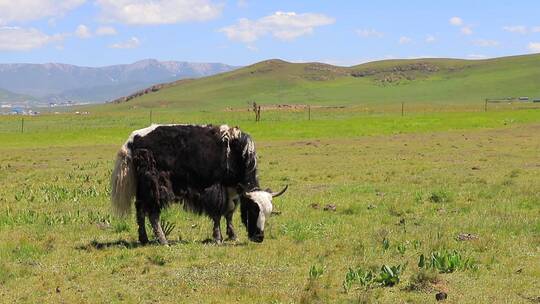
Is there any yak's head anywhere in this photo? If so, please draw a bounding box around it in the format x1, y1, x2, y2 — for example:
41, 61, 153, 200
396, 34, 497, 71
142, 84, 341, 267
239, 185, 288, 243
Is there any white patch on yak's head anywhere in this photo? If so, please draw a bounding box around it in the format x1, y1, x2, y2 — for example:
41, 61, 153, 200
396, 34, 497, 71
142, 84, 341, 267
245, 190, 273, 231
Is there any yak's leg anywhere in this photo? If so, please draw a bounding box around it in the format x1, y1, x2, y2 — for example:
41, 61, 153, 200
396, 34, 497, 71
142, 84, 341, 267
149, 211, 168, 245
135, 201, 149, 244
212, 216, 223, 243
225, 211, 237, 241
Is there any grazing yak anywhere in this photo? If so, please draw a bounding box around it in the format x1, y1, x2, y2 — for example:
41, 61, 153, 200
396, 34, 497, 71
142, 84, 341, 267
110, 124, 287, 245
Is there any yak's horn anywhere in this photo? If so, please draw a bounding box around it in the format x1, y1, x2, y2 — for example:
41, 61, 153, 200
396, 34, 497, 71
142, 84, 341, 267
271, 185, 288, 198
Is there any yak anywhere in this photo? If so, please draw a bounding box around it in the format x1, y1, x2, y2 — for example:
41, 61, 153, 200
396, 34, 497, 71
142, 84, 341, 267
110, 124, 287, 245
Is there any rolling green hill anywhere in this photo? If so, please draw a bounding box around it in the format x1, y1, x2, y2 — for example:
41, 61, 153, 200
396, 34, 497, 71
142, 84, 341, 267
0, 88, 34, 103
110, 53, 540, 110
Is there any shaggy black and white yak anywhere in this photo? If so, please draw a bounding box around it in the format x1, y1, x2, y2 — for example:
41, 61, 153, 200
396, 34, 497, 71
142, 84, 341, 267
110, 124, 287, 245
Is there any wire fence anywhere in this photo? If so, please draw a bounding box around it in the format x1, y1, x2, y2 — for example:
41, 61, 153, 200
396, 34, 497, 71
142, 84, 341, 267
1, 101, 539, 134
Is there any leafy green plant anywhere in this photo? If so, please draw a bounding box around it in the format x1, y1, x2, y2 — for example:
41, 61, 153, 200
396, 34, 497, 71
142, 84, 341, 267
343, 267, 374, 292
302, 264, 327, 304
396, 243, 406, 255
309, 264, 325, 280
382, 238, 390, 251
160, 220, 176, 237
375, 264, 405, 286
419, 250, 477, 273
343, 263, 405, 292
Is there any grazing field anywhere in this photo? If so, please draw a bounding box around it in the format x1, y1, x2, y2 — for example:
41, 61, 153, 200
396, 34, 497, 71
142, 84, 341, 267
1, 107, 539, 303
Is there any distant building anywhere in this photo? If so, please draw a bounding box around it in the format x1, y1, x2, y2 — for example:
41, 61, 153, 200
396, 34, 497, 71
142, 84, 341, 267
11, 107, 24, 115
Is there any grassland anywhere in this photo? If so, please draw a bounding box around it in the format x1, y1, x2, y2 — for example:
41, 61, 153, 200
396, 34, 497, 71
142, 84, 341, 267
1, 106, 539, 303
108, 53, 540, 110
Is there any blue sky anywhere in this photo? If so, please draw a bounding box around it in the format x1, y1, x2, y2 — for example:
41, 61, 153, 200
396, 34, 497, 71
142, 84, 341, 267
0, 0, 539, 66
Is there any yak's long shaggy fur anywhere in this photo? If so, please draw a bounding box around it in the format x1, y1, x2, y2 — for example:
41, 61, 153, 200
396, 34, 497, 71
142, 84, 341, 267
110, 146, 136, 217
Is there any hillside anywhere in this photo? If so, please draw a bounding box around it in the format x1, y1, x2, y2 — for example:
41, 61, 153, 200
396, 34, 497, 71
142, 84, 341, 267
0, 60, 238, 104
110, 54, 540, 110
0, 88, 34, 103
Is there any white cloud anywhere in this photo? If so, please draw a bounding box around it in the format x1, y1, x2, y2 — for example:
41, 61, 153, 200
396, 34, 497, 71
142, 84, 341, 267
449, 17, 473, 35
425, 34, 436, 43
0, 0, 85, 24
75, 24, 91, 38
528, 42, 540, 53
220, 11, 334, 43
96, 26, 117, 36
473, 39, 499, 47
398, 36, 412, 44
110, 36, 140, 48
503, 25, 527, 34
532, 26, 540, 33
467, 54, 488, 59
356, 28, 383, 38
449, 17, 463, 26
0, 26, 63, 50
76, 24, 118, 39
461, 26, 473, 35
96, 0, 222, 25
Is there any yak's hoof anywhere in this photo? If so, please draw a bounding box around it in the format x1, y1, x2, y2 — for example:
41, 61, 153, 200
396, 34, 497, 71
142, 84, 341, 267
213, 231, 223, 244
156, 237, 169, 246
139, 236, 149, 245
226, 235, 237, 242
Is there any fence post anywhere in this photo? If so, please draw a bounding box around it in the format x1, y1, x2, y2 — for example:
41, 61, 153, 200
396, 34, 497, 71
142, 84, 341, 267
21, 117, 24, 133
484, 99, 488, 112
149, 110, 153, 124
401, 102, 404, 117
308, 105, 311, 121
252, 102, 258, 122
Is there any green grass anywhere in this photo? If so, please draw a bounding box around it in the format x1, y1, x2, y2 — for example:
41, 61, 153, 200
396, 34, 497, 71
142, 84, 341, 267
1, 107, 539, 303
104, 53, 540, 110
3, 105, 540, 147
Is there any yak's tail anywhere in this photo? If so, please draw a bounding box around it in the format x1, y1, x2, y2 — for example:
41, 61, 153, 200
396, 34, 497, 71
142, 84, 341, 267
111, 146, 136, 217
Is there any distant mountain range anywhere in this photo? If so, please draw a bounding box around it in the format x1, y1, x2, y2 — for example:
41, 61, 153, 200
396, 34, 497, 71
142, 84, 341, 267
0, 59, 239, 105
